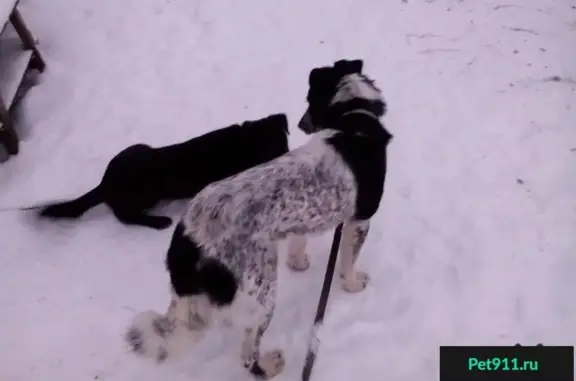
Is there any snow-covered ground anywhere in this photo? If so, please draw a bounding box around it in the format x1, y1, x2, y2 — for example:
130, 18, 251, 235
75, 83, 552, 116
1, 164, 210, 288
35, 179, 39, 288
1, 0, 575, 380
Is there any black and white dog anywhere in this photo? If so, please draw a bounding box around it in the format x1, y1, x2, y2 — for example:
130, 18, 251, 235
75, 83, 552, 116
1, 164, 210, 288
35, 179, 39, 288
37, 114, 290, 230
125, 59, 393, 378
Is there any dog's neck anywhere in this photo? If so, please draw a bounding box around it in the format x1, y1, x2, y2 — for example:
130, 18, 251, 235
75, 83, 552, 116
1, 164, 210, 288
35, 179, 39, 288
326, 74, 387, 123
331, 107, 392, 144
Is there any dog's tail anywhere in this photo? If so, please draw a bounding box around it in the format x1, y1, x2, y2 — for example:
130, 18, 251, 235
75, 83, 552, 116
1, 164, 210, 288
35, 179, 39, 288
38, 184, 104, 219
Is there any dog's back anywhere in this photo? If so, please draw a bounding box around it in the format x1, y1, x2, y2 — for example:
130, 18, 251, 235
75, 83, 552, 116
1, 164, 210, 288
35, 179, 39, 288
180, 131, 357, 263
151, 113, 290, 199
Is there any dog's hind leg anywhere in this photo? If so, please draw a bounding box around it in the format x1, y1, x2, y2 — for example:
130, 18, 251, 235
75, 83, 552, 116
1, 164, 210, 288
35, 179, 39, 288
241, 243, 285, 379
339, 220, 371, 293
112, 208, 173, 230
286, 235, 310, 272
241, 281, 285, 379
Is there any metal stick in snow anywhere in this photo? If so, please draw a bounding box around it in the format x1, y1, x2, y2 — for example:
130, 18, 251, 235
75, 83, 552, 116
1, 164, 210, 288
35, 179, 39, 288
301, 223, 343, 381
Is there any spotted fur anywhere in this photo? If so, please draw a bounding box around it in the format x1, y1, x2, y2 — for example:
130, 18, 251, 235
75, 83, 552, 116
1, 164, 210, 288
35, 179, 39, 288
125, 59, 393, 379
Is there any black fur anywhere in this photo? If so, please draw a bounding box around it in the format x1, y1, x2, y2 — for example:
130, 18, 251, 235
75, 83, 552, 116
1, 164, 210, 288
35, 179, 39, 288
247, 362, 267, 378
38, 114, 290, 230
326, 112, 392, 220
166, 223, 237, 307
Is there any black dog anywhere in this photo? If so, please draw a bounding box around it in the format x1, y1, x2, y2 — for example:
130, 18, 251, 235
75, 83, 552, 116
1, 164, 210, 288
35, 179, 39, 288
38, 114, 290, 230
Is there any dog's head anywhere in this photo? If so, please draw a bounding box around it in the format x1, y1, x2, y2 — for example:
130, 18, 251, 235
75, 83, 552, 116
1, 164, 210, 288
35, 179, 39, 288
298, 59, 387, 134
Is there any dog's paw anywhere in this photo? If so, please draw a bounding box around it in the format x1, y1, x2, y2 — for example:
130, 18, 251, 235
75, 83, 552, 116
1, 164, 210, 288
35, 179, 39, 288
148, 216, 173, 230
341, 271, 369, 293
256, 349, 285, 379
286, 252, 310, 272
126, 326, 145, 354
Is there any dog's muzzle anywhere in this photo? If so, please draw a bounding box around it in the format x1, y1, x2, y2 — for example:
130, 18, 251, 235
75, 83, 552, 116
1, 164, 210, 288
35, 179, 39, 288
297, 109, 316, 134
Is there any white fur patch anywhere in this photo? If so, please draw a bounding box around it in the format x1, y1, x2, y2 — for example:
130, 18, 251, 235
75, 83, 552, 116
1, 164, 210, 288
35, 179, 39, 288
330, 74, 382, 105
126, 310, 202, 362
217, 277, 269, 329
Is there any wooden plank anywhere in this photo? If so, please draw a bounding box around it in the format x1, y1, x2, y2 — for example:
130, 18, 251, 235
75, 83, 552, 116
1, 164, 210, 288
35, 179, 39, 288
0, 36, 32, 110
10, 8, 45, 71
0, 85, 19, 155
0, 0, 18, 35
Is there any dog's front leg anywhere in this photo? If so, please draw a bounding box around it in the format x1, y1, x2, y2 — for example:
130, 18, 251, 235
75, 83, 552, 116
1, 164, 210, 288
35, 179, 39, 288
241, 280, 285, 379
286, 234, 310, 271
339, 219, 371, 293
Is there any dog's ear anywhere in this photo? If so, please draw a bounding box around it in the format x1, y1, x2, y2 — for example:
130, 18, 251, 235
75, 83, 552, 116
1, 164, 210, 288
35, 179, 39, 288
264, 114, 289, 131
334, 59, 363, 74
308, 67, 336, 90
308, 68, 320, 85
308, 67, 327, 86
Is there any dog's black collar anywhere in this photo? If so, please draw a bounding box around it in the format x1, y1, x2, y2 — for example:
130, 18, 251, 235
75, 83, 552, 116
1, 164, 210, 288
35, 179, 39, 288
341, 109, 380, 121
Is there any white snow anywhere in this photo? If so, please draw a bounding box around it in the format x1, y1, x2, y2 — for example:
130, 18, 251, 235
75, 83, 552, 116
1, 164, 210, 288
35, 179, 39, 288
1, 0, 575, 380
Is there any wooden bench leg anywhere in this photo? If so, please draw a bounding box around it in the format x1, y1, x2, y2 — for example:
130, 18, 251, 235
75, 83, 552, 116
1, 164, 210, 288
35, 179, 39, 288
10, 8, 46, 73
0, 97, 19, 155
